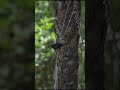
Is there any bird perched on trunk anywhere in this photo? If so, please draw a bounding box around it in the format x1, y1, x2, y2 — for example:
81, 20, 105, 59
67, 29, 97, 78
51, 43, 64, 61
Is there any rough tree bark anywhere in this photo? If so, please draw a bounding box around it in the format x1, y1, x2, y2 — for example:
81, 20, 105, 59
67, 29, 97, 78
86, 0, 107, 90
53, 0, 80, 89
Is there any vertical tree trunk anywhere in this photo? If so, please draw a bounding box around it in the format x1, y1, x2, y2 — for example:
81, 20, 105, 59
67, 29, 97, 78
104, 0, 120, 89
86, 0, 107, 90
53, 0, 80, 89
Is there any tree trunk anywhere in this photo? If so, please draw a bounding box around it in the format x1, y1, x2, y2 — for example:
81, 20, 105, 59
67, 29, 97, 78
53, 0, 80, 89
86, 0, 107, 90
104, 0, 120, 89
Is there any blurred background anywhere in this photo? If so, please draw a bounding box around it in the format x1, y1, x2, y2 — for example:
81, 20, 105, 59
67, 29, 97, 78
35, 1, 85, 89
0, 0, 34, 90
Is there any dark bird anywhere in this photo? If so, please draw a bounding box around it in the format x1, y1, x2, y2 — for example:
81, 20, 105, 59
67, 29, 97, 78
51, 43, 63, 50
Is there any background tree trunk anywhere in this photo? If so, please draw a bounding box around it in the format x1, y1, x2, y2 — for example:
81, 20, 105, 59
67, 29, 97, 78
53, 0, 80, 89
104, 0, 120, 90
85, 0, 107, 89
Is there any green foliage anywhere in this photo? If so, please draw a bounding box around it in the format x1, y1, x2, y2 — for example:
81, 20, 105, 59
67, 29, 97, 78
78, 1, 85, 89
35, 1, 85, 89
35, 1, 55, 89
0, 0, 34, 90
